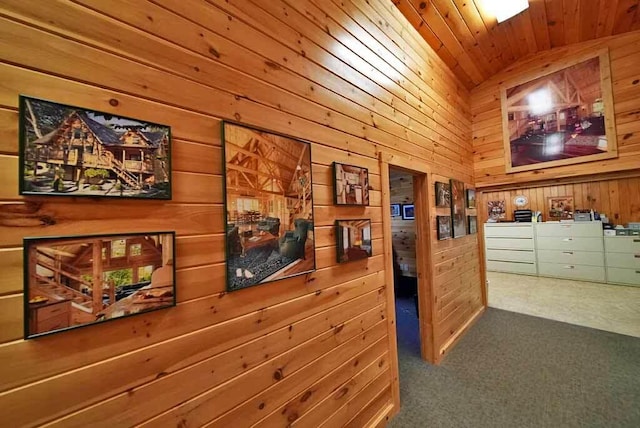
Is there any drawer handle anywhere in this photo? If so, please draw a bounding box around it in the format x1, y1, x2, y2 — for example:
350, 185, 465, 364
564, 265, 575, 269
561, 225, 572, 228
635, 239, 640, 243
563, 251, 574, 255
562, 238, 573, 242
635, 255, 640, 258
637, 270, 640, 274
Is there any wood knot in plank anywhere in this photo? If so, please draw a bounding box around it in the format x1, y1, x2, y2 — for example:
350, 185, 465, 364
273, 368, 284, 381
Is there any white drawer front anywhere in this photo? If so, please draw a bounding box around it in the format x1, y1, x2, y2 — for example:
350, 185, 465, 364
485, 237, 534, 250
538, 262, 605, 282
486, 249, 535, 263
537, 250, 604, 267
536, 222, 603, 238
486, 260, 537, 275
604, 236, 640, 253
484, 224, 533, 238
536, 236, 604, 252
605, 252, 640, 269
606, 267, 640, 286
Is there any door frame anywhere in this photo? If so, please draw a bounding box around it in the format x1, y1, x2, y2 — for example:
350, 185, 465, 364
379, 152, 436, 416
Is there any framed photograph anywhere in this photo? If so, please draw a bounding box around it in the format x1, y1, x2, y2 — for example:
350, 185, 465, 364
435, 181, 451, 208
548, 196, 574, 220
333, 162, 369, 206
450, 179, 466, 238
223, 122, 315, 291
501, 51, 618, 173
19, 96, 171, 199
402, 204, 415, 220
468, 216, 477, 234
335, 219, 372, 263
466, 188, 476, 209
390, 203, 401, 217
437, 216, 451, 240
24, 231, 176, 339
488, 200, 506, 220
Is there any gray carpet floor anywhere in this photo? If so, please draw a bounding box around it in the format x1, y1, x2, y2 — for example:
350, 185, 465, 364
388, 298, 640, 428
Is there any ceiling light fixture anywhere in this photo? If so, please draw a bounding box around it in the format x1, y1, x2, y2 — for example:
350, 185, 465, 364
480, 0, 529, 23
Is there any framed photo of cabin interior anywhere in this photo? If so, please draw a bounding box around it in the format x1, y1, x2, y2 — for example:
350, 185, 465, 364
24, 231, 176, 339
335, 219, 372, 263
222, 121, 315, 292
450, 179, 466, 238
19, 96, 172, 199
501, 50, 618, 173
333, 162, 370, 206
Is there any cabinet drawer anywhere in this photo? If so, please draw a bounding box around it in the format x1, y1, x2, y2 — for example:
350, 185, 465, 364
486, 249, 535, 263
35, 312, 70, 334
606, 267, 640, 286
486, 260, 537, 275
536, 236, 604, 252
536, 222, 602, 238
538, 262, 605, 282
537, 250, 604, 266
485, 237, 534, 250
484, 224, 533, 238
36, 301, 70, 321
605, 252, 640, 269
604, 236, 640, 253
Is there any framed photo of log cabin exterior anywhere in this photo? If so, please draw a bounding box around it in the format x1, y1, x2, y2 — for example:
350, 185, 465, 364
335, 219, 372, 263
23, 231, 176, 339
501, 50, 618, 173
435, 181, 451, 208
19, 96, 172, 199
333, 162, 370, 206
450, 179, 466, 238
437, 216, 451, 240
222, 121, 315, 292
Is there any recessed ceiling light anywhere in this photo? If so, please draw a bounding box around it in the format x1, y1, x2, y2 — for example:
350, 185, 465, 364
480, 0, 529, 23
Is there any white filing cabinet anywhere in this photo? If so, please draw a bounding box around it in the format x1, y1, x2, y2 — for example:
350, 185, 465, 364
484, 223, 537, 275
535, 222, 605, 282
605, 236, 640, 286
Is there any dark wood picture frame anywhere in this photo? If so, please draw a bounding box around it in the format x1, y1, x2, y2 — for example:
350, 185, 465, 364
468, 215, 477, 234
466, 188, 476, 208
450, 179, 466, 238
402, 204, 415, 220
437, 216, 452, 240
333, 162, 370, 206
548, 196, 575, 220
24, 231, 176, 339
222, 121, 315, 292
335, 219, 372, 263
435, 181, 451, 208
19, 95, 172, 200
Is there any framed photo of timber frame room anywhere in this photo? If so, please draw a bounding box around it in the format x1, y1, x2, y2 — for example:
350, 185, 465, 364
222, 121, 316, 292
19, 95, 172, 200
24, 231, 176, 339
501, 50, 618, 173
333, 162, 370, 206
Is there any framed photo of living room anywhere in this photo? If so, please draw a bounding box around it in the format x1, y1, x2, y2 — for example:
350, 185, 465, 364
500, 50, 618, 174
335, 219, 372, 263
19, 95, 172, 200
222, 121, 315, 292
333, 162, 369, 206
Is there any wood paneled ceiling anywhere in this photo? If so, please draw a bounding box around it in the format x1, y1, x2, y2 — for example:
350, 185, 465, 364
394, 0, 640, 89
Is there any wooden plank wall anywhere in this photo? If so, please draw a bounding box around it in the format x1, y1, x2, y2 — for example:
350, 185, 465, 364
0, 0, 482, 426
390, 170, 416, 278
471, 30, 640, 189
477, 176, 640, 225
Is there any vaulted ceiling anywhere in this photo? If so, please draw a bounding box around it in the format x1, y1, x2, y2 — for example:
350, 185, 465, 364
393, 0, 640, 89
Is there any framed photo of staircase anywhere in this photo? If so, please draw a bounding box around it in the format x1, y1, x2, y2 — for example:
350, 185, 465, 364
19, 96, 172, 199
23, 231, 176, 339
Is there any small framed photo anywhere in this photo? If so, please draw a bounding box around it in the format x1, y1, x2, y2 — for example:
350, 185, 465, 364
548, 196, 574, 220
488, 200, 506, 220
336, 219, 372, 263
437, 216, 452, 240
468, 216, 477, 234
390, 203, 401, 217
333, 162, 369, 206
402, 204, 415, 220
24, 231, 176, 339
466, 189, 476, 209
435, 181, 451, 207
19, 96, 171, 200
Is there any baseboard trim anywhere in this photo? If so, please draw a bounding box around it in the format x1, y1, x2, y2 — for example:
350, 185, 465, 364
437, 306, 485, 363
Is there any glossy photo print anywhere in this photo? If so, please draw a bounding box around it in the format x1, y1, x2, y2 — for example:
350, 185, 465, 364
336, 219, 372, 263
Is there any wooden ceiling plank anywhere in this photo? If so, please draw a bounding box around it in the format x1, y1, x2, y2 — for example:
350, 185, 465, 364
579, 0, 601, 42
528, 0, 552, 51
612, 0, 640, 34
511, 10, 539, 55
545, 0, 566, 48
471, 0, 517, 64
600, 0, 622, 36
563, 0, 581, 45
